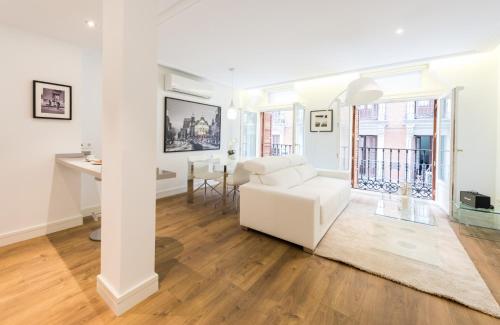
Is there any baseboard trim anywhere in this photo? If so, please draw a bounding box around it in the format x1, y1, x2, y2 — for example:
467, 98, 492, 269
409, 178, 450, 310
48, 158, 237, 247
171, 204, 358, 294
97, 273, 159, 316
0, 214, 83, 247
1, 186, 188, 247
156, 185, 187, 199
81, 205, 101, 217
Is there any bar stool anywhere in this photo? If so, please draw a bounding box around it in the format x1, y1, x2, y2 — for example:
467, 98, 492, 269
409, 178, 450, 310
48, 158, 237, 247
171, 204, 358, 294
89, 176, 102, 241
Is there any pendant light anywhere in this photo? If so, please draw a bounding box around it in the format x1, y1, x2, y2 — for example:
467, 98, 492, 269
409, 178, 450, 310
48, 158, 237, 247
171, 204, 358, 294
327, 77, 383, 111
227, 67, 238, 120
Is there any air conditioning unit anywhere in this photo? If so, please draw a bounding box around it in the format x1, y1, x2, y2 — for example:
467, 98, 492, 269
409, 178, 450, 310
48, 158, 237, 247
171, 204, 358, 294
165, 73, 213, 99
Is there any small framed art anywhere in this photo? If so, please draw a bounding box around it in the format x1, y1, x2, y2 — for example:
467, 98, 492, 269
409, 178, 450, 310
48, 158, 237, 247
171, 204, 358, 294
310, 109, 333, 132
33, 80, 72, 120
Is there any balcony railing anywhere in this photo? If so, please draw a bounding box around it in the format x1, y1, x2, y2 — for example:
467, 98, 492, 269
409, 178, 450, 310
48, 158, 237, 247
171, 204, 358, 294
356, 147, 433, 199
271, 143, 293, 156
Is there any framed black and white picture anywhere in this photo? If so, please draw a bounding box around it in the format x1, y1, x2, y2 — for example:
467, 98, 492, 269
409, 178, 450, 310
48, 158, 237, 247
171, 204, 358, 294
164, 97, 221, 153
33, 80, 72, 120
310, 109, 333, 132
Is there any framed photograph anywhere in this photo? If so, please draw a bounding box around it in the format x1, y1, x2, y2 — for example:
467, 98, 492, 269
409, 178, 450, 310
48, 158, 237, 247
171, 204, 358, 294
164, 97, 221, 153
310, 109, 333, 132
33, 80, 72, 120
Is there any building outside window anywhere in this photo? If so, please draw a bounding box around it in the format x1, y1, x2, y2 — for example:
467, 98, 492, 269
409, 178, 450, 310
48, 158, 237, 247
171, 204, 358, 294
358, 104, 379, 120
415, 100, 434, 119
355, 99, 435, 199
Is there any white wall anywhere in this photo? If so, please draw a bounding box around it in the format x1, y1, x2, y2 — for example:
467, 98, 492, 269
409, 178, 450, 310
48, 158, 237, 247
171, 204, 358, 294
496, 45, 500, 205
0, 25, 83, 246
295, 73, 359, 169
240, 74, 358, 169
427, 52, 498, 199
156, 66, 238, 198
242, 49, 500, 199
81, 49, 102, 211
78, 61, 239, 209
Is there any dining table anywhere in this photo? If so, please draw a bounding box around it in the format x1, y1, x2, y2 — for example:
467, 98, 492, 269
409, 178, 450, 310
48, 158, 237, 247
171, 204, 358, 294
186, 156, 239, 212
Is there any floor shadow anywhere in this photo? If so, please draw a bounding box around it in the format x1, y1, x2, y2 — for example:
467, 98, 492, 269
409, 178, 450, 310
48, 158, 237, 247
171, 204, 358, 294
44, 217, 185, 317
155, 236, 184, 283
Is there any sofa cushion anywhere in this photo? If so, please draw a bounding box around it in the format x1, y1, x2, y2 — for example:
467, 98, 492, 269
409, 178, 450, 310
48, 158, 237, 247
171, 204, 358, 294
244, 156, 291, 175
286, 154, 307, 166
301, 176, 350, 189
290, 176, 350, 225
259, 167, 302, 188
294, 163, 318, 182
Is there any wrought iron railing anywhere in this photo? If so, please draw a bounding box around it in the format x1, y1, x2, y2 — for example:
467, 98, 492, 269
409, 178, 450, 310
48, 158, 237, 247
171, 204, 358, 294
356, 147, 433, 199
271, 144, 294, 156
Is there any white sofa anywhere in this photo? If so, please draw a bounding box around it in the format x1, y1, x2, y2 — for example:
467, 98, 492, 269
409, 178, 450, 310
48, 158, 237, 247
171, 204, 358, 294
240, 155, 351, 251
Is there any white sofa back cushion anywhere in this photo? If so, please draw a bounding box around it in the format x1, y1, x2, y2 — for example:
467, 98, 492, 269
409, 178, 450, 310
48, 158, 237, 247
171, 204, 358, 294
244, 156, 291, 175
295, 163, 318, 182
259, 167, 302, 188
287, 154, 307, 166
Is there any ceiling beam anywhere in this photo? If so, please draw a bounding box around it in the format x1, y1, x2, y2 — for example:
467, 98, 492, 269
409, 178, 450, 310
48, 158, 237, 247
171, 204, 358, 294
360, 64, 429, 79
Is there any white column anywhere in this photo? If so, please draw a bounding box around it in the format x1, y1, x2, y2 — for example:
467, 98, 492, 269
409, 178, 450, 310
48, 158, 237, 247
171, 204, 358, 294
496, 46, 500, 205
97, 0, 158, 316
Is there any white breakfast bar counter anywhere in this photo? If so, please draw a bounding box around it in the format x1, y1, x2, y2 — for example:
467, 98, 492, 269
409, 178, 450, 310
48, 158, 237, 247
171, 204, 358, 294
55, 153, 176, 240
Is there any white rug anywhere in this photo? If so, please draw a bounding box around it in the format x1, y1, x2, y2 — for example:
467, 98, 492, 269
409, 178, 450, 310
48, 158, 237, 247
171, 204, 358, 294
315, 193, 500, 318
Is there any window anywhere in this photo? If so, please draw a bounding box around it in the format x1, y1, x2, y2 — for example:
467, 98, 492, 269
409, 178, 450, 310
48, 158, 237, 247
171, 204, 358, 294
441, 98, 451, 120
358, 135, 377, 177
358, 104, 379, 120
260, 110, 296, 156
294, 104, 305, 155
438, 135, 449, 182
241, 111, 257, 158
271, 111, 287, 126
437, 97, 451, 182
414, 135, 432, 178
415, 100, 434, 119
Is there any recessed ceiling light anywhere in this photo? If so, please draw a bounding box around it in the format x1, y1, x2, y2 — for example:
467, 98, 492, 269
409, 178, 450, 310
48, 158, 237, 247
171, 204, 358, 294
395, 28, 405, 35
85, 20, 96, 28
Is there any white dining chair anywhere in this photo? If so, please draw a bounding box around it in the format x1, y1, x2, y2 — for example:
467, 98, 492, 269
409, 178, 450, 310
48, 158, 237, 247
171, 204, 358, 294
226, 162, 251, 210
192, 159, 224, 201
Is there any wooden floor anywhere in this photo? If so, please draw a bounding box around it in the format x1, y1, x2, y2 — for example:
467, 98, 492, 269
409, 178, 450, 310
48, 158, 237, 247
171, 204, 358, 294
1, 192, 499, 324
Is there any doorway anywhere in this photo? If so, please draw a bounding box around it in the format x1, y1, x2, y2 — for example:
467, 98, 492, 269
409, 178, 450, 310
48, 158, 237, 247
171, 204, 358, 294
435, 92, 455, 214
351, 99, 439, 199
259, 104, 305, 157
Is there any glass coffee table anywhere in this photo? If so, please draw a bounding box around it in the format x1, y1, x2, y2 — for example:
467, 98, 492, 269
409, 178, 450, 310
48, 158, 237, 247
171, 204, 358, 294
375, 195, 436, 226
452, 202, 500, 241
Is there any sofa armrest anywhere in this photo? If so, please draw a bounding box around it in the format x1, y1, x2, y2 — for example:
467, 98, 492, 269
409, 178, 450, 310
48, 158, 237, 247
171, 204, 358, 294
239, 183, 321, 249
316, 169, 351, 180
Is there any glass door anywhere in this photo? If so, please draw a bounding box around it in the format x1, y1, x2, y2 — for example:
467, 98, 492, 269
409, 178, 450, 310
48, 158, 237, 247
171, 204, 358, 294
338, 105, 351, 170
260, 111, 273, 156
293, 103, 305, 155
435, 91, 455, 214
257, 105, 305, 157
240, 111, 258, 159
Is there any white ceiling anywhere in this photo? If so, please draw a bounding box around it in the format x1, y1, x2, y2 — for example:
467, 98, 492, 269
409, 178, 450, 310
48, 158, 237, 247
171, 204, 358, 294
0, 0, 102, 48
1, 0, 500, 88
158, 0, 500, 88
